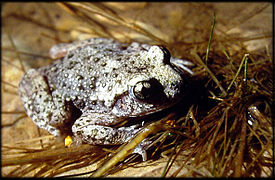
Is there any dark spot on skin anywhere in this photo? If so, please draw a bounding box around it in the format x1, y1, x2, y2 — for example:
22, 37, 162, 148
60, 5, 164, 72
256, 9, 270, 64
76, 100, 85, 109
51, 66, 58, 73
105, 48, 114, 52
49, 127, 56, 132
103, 73, 109, 77
78, 84, 85, 91
91, 129, 98, 135
99, 101, 105, 107
59, 56, 65, 61
90, 84, 95, 89
112, 73, 118, 78
101, 82, 106, 88
67, 61, 78, 69
61, 82, 66, 88
120, 45, 128, 50
45, 111, 52, 120
87, 66, 93, 71
94, 57, 100, 62
76, 75, 84, 80
91, 100, 97, 105
67, 53, 74, 59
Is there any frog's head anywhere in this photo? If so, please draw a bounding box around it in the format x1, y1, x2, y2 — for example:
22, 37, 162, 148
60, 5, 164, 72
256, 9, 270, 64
112, 45, 193, 117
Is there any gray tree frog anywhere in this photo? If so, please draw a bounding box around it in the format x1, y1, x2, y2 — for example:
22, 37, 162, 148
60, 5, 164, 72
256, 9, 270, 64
18, 38, 193, 154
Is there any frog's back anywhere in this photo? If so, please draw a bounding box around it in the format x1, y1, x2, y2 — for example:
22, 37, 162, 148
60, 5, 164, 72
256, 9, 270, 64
38, 39, 148, 113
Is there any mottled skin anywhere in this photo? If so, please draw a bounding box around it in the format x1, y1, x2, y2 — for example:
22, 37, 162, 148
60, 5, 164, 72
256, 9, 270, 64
18, 38, 191, 148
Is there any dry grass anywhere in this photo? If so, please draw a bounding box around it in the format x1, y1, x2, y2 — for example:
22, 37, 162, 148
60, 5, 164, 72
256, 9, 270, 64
1, 2, 273, 177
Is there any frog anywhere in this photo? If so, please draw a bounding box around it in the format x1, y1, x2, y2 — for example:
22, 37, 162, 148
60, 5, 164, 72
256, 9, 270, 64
18, 37, 193, 157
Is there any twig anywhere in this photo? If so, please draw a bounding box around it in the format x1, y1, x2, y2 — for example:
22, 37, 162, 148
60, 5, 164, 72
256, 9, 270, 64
226, 54, 249, 92
91, 114, 175, 177
205, 12, 216, 65
191, 51, 228, 96
233, 115, 246, 177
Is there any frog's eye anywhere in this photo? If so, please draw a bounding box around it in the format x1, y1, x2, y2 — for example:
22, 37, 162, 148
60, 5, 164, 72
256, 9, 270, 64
131, 78, 166, 103
158, 46, 171, 65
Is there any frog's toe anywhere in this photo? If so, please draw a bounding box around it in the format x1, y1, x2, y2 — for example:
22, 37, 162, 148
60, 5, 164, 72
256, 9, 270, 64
133, 144, 147, 161
132, 139, 152, 161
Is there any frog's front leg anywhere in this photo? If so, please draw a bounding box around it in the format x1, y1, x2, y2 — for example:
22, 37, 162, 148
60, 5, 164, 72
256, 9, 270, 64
18, 69, 72, 136
72, 112, 141, 145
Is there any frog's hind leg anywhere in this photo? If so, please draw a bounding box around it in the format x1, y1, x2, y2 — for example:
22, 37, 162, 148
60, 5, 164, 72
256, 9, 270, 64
71, 112, 141, 145
72, 112, 153, 160
18, 69, 70, 136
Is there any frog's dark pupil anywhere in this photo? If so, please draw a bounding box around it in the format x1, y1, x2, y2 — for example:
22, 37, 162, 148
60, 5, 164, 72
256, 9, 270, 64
133, 81, 152, 100
133, 78, 166, 104
158, 46, 171, 65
